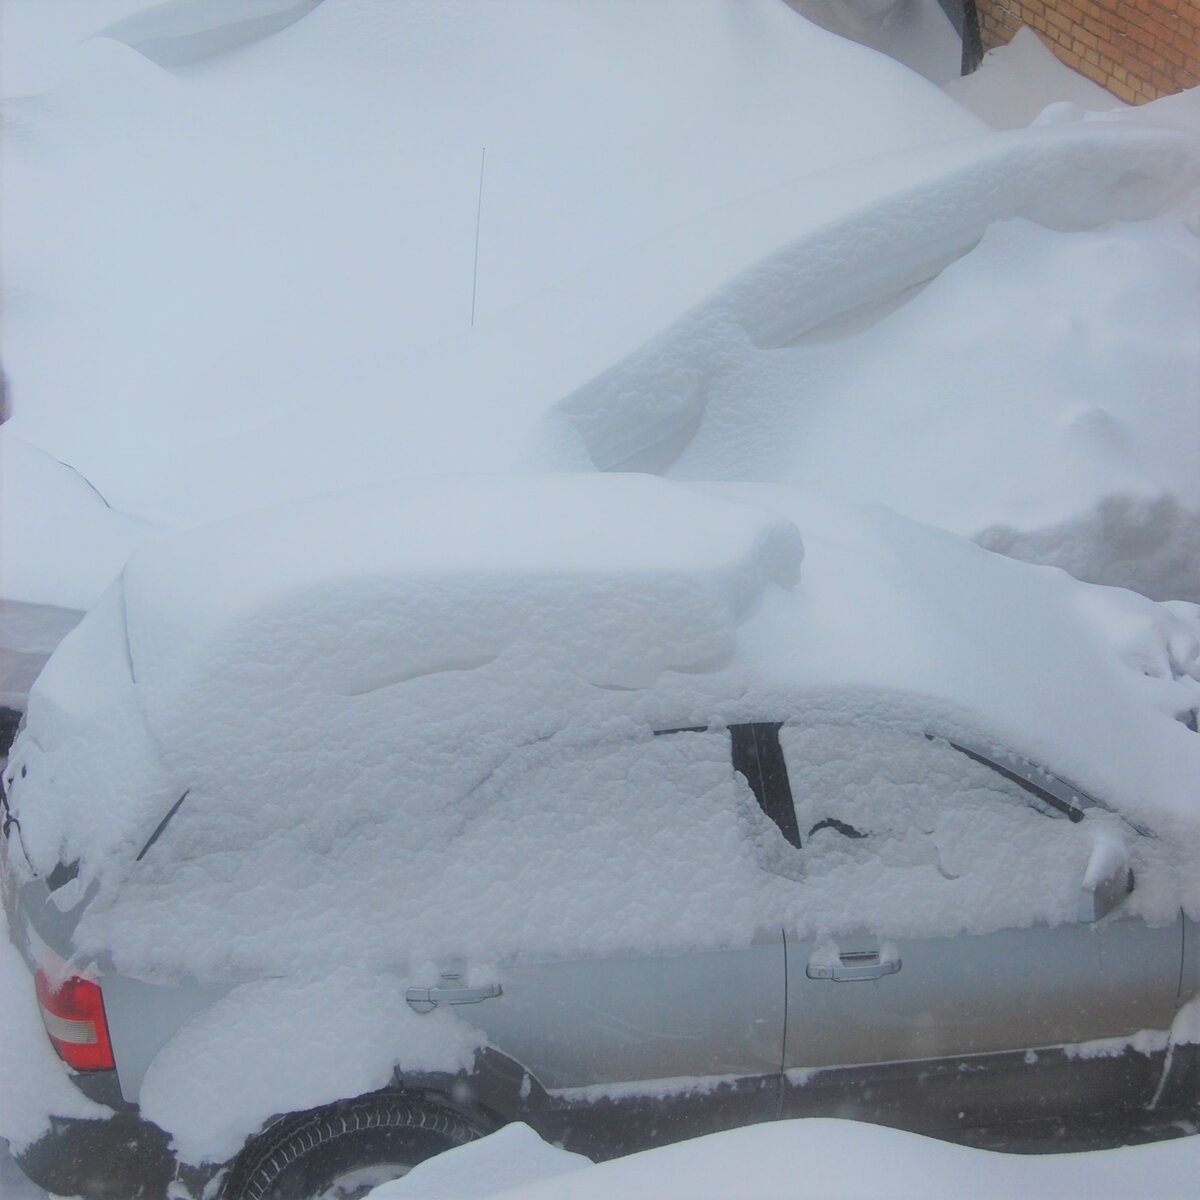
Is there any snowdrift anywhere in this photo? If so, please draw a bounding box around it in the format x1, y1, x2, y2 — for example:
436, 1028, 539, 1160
368, 1117, 1200, 1200
535, 134, 1200, 600
5, 0, 1196, 611
1, 0, 985, 608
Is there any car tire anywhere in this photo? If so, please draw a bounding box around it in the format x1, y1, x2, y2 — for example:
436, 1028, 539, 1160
220, 1091, 484, 1200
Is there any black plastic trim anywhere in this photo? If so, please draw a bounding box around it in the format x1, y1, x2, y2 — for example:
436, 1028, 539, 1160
730, 723, 802, 849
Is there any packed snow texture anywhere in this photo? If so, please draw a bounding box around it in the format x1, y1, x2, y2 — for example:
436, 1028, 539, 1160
137, 969, 482, 1165
537, 208, 1200, 602
945, 26, 1123, 130
6, 477, 1197, 966
1, 0, 987, 607
364, 1119, 1200, 1200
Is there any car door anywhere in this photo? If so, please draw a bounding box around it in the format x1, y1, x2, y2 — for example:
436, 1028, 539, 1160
772, 722, 1182, 1132
439, 728, 785, 1142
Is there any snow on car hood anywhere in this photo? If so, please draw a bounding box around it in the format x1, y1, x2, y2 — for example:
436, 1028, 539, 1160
6, 476, 1198, 986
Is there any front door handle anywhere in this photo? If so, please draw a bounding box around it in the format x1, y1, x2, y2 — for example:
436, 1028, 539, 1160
806, 951, 901, 982
406, 983, 502, 1013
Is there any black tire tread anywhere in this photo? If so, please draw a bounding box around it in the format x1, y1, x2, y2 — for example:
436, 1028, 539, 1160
222, 1092, 480, 1200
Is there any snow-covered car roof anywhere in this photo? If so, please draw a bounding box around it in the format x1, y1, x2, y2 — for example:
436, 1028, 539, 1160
8, 476, 1198, 961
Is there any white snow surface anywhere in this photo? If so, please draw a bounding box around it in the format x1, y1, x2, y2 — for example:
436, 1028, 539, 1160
365, 1119, 1200, 1200
377, 1123, 590, 1200
1, 0, 986, 604
4, 0, 1198, 609
95, 0, 321, 68
536, 201, 1200, 600
0, 430, 155, 608
6, 480, 1197, 989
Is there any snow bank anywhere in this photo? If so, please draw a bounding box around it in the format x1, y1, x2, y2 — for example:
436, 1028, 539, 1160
0, 0, 157, 97
945, 26, 1123, 130
379, 1124, 589, 1200
538, 194, 1200, 600
367, 1118, 1200, 1200
0, 0, 984, 603
6, 0, 1194, 614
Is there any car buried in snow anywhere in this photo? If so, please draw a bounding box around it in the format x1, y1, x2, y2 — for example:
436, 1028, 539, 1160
2, 476, 1198, 1200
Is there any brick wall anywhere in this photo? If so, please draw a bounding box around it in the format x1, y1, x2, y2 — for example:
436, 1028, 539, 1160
974, 1, 1200, 103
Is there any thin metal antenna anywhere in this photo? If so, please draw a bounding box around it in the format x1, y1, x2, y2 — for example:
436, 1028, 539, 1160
470, 147, 486, 327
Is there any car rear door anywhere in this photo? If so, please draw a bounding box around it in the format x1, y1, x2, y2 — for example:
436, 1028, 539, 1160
434, 728, 785, 1143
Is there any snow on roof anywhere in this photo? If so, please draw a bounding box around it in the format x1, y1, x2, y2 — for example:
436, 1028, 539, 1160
8, 475, 1198, 1163
10, 477, 1198, 942
11, 475, 801, 882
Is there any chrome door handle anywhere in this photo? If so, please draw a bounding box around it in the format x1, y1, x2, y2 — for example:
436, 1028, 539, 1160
806, 952, 901, 982
406, 983, 502, 1013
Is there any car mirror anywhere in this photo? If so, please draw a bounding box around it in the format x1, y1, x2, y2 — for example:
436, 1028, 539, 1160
1077, 829, 1132, 924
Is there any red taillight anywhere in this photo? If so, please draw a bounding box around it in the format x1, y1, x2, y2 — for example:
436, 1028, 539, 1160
34, 968, 115, 1071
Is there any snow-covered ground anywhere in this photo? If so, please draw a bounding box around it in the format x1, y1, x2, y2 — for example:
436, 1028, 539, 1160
363, 1119, 1200, 1200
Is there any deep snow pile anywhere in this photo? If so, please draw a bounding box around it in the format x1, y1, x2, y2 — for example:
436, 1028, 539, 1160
0, 0, 986, 607
5, 1, 1198, 610
365, 1118, 1200, 1200
537, 202, 1200, 601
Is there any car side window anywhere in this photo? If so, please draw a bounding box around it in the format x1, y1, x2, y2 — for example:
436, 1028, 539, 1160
774, 723, 1112, 930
